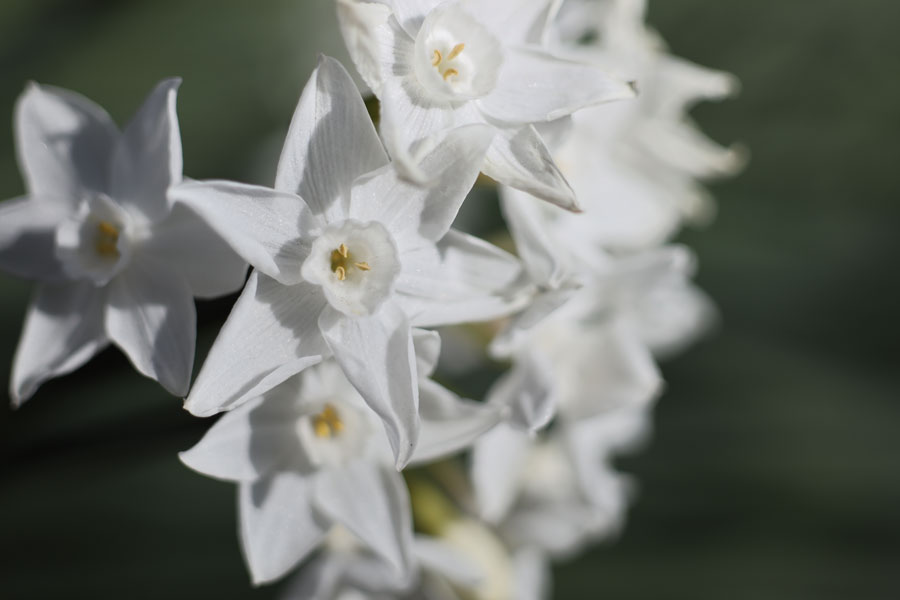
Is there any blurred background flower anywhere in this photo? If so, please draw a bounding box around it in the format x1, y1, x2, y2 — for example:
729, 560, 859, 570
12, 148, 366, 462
0, 0, 898, 598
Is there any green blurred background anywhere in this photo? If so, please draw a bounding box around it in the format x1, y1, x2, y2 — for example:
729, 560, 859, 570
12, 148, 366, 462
1, 1, 898, 598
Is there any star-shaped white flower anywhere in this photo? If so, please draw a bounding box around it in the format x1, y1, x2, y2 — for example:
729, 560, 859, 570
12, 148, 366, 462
181, 329, 528, 585
173, 56, 532, 467
0, 80, 246, 404
336, 0, 635, 210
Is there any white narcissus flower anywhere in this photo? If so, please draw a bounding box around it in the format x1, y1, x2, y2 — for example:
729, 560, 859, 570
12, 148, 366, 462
336, 0, 635, 210
0, 80, 246, 403
173, 57, 532, 468
180, 327, 530, 586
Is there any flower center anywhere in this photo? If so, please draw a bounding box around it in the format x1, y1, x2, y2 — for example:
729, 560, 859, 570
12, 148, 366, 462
431, 42, 465, 81
95, 221, 121, 258
329, 243, 371, 281
311, 403, 344, 438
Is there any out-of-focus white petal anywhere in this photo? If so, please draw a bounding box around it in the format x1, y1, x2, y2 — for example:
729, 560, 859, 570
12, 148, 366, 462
313, 461, 413, 576
185, 271, 328, 416
179, 394, 303, 483
14, 82, 117, 203
479, 48, 634, 124
239, 473, 328, 585
488, 350, 556, 432
512, 548, 551, 600
349, 124, 493, 243
411, 327, 441, 377
398, 230, 533, 328
499, 188, 567, 287
336, 0, 396, 92
104, 255, 195, 396
318, 302, 419, 469
0, 196, 69, 282
170, 180, 314, 286
10, 281, 107, 406
140, 203, 246, 299
463, 0, 559, 45
471, 423, 531, 523
275, 55, 389, 222
385, 0, 442, 35
409, 378, 502, 465
483, 125, 577, 210
414, 536, 483, 588
110, 78, 182, 223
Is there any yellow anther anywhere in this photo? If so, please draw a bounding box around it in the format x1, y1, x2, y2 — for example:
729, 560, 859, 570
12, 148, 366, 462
95, 220, 120, 258
335, 265, 346, 281
338, 243, 349, 258
443, 68, 459, 81
312, 404, 344, 438
447, 43, 465, 60
432, 49, 442, 66
354, 261, 371, 271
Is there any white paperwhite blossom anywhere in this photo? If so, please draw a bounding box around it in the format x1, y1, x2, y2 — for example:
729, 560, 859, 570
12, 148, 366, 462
336, 0, 635, 210
0, 80, 246, 403
181, 327, 540, 585
173, 56, 532, 467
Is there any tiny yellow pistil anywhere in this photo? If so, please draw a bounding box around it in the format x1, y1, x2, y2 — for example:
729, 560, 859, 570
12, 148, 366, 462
330, 243, 370, 281
432, 43, 465, 81
96, 221, 120, 257
312, 404, 344, 438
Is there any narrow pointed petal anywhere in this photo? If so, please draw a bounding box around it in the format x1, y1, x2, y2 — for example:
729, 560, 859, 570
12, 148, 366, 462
105, 255, 196, 396
471, 423, 532, 523
487, 350, 556, 432
479, 48, 634, 124
397, 230, 534, 328
14, 82, 117, 202
499, 187, 568, 287
318, 302, 419, 469
140, 203, 246, 299
179, 393, 303, 483
336, 0, 396, 92
512, 548, 551, 600
409, 379, 503, 465
413, 536, 483, 588
278, 554, 344, 600
483, 125, 578, 210
313, 461, 413, 576
11, 281, 107, 406
185, 271, 328, 417
240, 474, 329, 585
275, 55, 388, 222
349, 124, 494, 242
0, 196, 69, 282
170, 180, 314, 286
110, 78, 182, 223
411, 327, 441, 377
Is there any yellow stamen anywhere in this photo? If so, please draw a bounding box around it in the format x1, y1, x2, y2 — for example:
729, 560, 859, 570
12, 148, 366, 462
335, 265, 346, 281
95, 220, 120, 257
354, 261, 370, 271
447, 43, 465, 60
312, 404, 344, 438
442, 68, 459, 81
432, 49, 442, 66
338, 243, 349, 258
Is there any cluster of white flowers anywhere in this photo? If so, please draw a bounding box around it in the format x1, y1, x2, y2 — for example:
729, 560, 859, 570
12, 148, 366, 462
0, 0, 741, 597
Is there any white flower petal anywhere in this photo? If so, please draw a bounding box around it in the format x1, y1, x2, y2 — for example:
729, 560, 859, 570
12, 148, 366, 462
397, 230, 533, 328
335, 0, 396, 92
409, 378, 503, 465
14, 82, 117, 203
0, 196, 69, 282
385, 0, 442, 35
239, 473, 329, 585
185, 271, 328, 417
479, 47, 634, 124
499, 187, 567, 287
462, 0, 558, 45
10, 281, 107, 406
275, 55, 389, 222
470, 423, 531, 523
349, 124, 493, 242
279, 554, 344, 600
482, 125, 577, 210
413, 536, 484, 588
179, 394, 303, 483
109, 78, 182, 224
139, 203, 246, 299
512, 548, 551, 600
104, 255, 196, 396
487, 350, 556, 432
170, 179, 314, 286
313, 461, 413, 576
318, 302, 419, 469
411, 327, 441, 376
